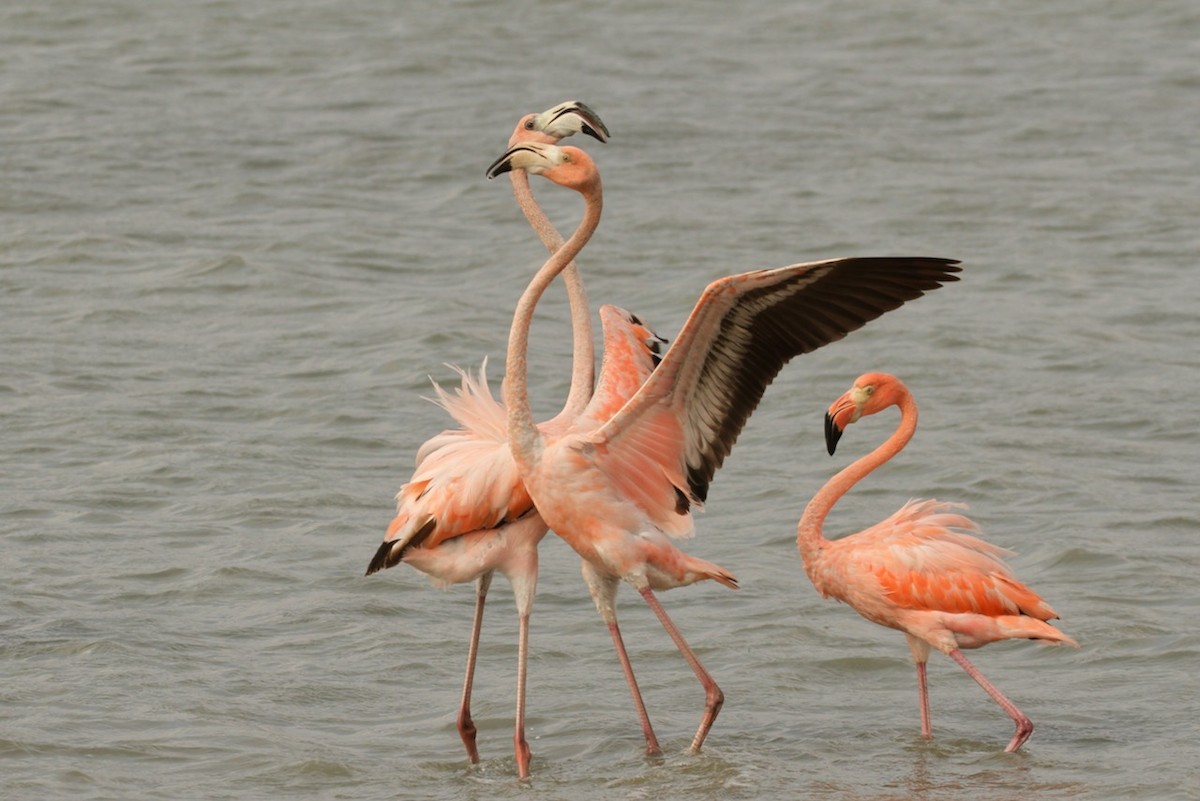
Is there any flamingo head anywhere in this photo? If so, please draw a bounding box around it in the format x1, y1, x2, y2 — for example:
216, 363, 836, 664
486, 142, 600, 193
824, 372, 906, 455
508, 100, 610, 146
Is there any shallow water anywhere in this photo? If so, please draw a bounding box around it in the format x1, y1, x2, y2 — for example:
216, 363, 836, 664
4, 1, 1200, 799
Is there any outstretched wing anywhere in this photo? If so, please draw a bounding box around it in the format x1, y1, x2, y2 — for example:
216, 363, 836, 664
588, 257, 961, 526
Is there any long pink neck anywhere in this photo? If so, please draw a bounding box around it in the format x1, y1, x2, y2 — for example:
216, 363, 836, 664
797, 391, 918, 560
504, 177, 603, 469
510, 170, 594, 420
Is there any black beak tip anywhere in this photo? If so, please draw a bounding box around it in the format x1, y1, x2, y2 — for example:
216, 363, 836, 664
567, 101, 610, 142
581, 123, 607, 143
824, 412, 842, 456
485, 157, 513, 180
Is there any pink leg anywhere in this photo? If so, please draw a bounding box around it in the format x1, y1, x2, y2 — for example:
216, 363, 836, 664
606, 621, 662, 756
457, 571, 492, 763
637, 586, 723, 753
916, 661, 932, 739
514, 611, 532, 780
948, 649, 1034, 752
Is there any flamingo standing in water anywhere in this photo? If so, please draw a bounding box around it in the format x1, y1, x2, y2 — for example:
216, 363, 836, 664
365, 102, 663, 780
487, 140, 961, 754
798, 372, 1078, 751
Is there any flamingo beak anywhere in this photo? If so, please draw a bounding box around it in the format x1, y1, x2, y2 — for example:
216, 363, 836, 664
538, 100, 610, 144
485, 152, 516, 179
486, 143, 555, 179
824, 393, 861, 455
824, 410, 842, 456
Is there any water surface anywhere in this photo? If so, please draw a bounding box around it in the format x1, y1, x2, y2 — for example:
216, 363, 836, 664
3, 1, 1199, 799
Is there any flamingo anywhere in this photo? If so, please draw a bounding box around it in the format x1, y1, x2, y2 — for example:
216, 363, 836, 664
364, 102, 659, 780
487, 140, 961, 754
798, 372, 1078, 751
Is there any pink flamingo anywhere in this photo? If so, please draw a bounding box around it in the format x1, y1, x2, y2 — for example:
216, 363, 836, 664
364, 102, 660, 780
487, 140, 961, 754
798, 372, 1078, 751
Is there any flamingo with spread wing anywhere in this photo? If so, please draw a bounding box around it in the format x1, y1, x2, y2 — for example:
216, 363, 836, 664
487, 140, 961, 754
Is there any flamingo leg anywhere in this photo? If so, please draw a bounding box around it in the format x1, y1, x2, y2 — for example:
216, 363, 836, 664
582, 562, 662, 756
637, 586, 724, 753
948, 648, 1034, 752
457, 571, 492, 763
606, 621, 662, 756
514, 610, 532, 779
905, 634, 934, 741
915, 661, 932, 739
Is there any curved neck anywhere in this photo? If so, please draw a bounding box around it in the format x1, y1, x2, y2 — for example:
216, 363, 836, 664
797, 392, 917, 559
504, 177, 603, 469
510, 170, 594, 420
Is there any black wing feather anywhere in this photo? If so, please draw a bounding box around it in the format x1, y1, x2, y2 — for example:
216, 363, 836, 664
684, 257, 960, 502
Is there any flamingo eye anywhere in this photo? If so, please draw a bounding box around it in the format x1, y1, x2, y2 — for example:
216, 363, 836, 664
523, 118, 536, 130
863, 386, 875, 396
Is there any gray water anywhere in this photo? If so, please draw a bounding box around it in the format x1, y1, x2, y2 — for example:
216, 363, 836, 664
4, 1, 1199, 799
